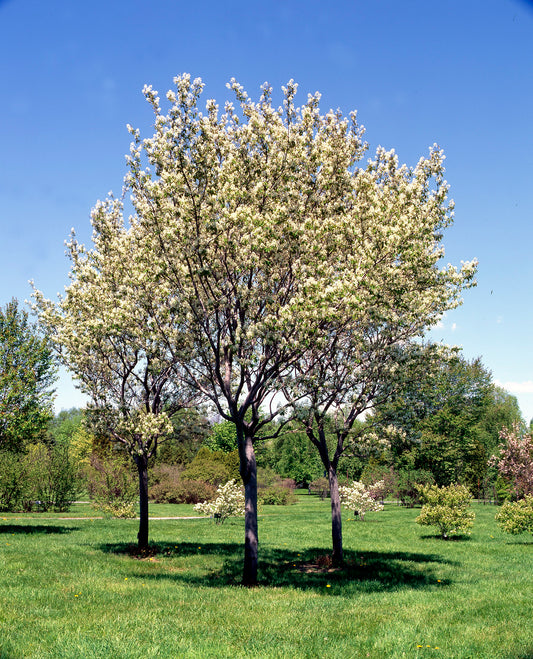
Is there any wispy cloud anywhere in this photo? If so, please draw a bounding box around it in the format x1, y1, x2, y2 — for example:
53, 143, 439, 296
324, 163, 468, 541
496, 380, 533, 394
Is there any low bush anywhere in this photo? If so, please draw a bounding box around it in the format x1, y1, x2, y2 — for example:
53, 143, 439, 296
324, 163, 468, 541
416, 483, 475, 539
149, 464, 216, 504
180, 447, 238, 486
496, 495, 533, 535
258, 485, 296, 506
194, 479, 244, 524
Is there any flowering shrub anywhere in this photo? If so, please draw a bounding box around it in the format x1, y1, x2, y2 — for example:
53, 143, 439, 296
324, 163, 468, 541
415, 483, 475, 539
96, 502, 136, 519
496, 496, 533, 535
194, 479, 244, 524
491, 424, 533, 499
339, 480, 384, 520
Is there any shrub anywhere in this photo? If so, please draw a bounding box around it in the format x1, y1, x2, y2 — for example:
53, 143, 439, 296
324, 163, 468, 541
395, 468, 435, 507
149, 463, 217, 504
86, 453, 137, 518
0, 451, 27, 512
194, 479, 245, 524
308, 477, 330, 499
415, 483, 475, 539
180, 447, 233, 485
151, 478, 216, 505
0, 445, 79, 513
496, 495, 533, 535
339, 480, 384, 520
255, 467, 296, 505
258, 486, 296, 506
23, 444, 79, 512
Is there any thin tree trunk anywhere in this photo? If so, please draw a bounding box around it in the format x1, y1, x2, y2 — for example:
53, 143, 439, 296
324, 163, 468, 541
136, 454, 149, 549
328, 465, 343, 565
241, 434, 258, 586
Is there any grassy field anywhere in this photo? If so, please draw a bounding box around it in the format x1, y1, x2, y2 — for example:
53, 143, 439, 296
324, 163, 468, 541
0, 493, 532, 658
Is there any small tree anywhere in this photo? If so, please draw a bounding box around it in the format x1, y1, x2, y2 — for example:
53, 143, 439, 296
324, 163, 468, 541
86, 453, 138, 518
496, 496, 533, 536
395, 468, 435, 507
339, 480, 384, 520
416, 483, 475, 539
32, 208, 196, 548
493, 424, 533, 500
194, 479, 245, 524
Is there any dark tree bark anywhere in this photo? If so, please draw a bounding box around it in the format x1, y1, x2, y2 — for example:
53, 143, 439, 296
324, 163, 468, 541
328, 465, 343, 565
240, 432, 259, 586
135, 453, 150, 549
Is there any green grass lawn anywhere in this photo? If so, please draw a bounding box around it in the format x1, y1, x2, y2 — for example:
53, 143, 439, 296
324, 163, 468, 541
1, 494, 532, 658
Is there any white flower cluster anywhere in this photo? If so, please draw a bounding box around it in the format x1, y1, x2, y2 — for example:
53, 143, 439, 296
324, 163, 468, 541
121, 412, 174, 444
339, 480, 385, 520
193, 479, 245, 524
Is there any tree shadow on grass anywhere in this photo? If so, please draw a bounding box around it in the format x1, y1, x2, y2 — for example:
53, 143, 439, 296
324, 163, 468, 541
418, 533, 472, 542
100, 541, 455, 593
506, 540, 533, 546
0, 524, 79, 535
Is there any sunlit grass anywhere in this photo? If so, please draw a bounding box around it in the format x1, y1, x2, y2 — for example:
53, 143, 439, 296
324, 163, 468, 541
1, 495, 532, 657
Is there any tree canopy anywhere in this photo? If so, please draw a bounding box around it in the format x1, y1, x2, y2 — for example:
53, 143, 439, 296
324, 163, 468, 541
33, 75, 476, 584
0, 298, 56, 451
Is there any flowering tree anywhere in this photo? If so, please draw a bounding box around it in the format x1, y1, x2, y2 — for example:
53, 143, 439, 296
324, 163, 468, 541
194, 479, 245, 523
128, 76, 475, 580
35, 74, 475, 583
121, 75, 372, 585
339, 480, 384, 520
493, 424, 533, 499
32, 207, 195, 548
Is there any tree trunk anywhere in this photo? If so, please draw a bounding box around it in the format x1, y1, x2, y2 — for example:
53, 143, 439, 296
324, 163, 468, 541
135, 453, 149, 549
328, 465, 343, 565
240, 433, 258, 586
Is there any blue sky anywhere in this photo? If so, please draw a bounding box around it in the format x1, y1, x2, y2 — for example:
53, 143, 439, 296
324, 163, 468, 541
1, 0, 532, 419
